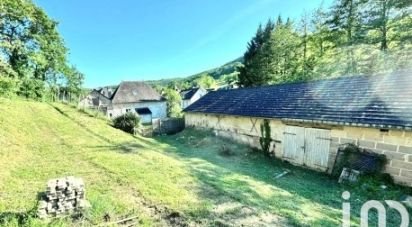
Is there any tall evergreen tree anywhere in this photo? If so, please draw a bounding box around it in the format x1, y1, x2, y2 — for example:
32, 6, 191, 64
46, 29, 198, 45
237, 0, 412, 87
267, 18, 301, 83
363, 0, 411, 51
310, 5, 332, 58
327, 0, 365, 74
298, 11, 310, 79
238, 20, 275, 87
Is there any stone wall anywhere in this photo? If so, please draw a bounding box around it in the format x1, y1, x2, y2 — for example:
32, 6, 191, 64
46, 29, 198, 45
185, 112, 412, 186
186, 113, 286, 158
330, 127, 412, 186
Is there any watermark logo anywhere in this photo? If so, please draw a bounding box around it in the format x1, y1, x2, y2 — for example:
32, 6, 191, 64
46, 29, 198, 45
342, 191, 410, 227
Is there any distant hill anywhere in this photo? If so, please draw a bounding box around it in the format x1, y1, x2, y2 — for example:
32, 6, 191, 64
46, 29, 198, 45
188, 57, 243, 80
146, 57, 243, 87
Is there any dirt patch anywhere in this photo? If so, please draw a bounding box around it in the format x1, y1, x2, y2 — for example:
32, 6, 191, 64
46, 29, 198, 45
209, 201, 289, 227
126, 191, 191, 227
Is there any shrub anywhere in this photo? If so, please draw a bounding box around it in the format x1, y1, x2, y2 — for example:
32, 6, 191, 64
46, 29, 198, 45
112, 112, 141, 134
0, 76, 20, 98
259, 119, 271, 156
18, 77, 46, 100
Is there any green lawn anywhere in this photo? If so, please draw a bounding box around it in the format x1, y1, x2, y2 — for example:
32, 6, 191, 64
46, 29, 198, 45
0, 98, 409, 226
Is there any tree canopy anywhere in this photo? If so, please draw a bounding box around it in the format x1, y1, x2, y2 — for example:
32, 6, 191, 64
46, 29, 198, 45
163, 88, 183, 118
238, 0, 412, 87
0, 0, 83, 100
193, 73, 217, 89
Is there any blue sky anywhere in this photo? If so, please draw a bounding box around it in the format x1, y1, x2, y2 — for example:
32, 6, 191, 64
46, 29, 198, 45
35, 0, 332, 88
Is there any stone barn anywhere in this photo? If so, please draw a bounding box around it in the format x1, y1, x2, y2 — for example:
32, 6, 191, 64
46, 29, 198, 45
184, 71, 412, 186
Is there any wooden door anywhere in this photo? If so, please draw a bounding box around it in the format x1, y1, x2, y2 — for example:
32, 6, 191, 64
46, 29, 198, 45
283, 126, 305, 165
304, 128, 331, 170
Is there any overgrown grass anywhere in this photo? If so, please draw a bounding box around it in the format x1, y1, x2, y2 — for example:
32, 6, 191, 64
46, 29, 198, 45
0, 99, 205, 226
159, 130, 412, 227
0, 98, 410, 226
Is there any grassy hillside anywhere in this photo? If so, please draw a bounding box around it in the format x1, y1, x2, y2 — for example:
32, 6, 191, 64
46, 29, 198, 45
0, 99, 206, 226
0, 98, 409, 226
189, 57, 243, 80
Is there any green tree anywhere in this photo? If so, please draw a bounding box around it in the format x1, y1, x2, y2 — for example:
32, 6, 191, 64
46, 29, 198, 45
363, 0, 411, 51
0, 76, 19, 97
18, 76, 46, 100
193, 73, 216, 89
310, 5, 332, 57
1, 0, 66, 79
327, 0, 365, 74
221, 72, 239, 85
298, 11, 310, 78
64, 65, 84, 102
163, 88, 183, 118
0, 0, 83, 99
0, 59, 17, 78
238, 0, 412, 86
238, 19, 275, 87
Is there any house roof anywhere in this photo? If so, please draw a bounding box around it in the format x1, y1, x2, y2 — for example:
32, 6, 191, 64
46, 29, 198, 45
111, 81, 163, 104
135, 107, 152, 115
89, 89, 111, 101
95, 87, 115, 99
180, 88, 201, 100
185, 70, 412, 130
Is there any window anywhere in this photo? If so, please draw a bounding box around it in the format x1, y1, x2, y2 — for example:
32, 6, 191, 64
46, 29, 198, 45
126, 109, 131, 113
109, 113, 112, 118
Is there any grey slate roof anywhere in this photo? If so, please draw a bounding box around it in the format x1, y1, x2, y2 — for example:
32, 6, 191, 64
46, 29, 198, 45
95, 87, 115, 99
111, 81, 163, 104
185, 70, 412, 130
180, 88, 200, 100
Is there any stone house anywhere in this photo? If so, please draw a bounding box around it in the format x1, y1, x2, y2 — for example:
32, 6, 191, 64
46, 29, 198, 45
180, 87, 207, 109
78, 88, 113, 113
184, 70, 412, 186
79, 81, 167, 123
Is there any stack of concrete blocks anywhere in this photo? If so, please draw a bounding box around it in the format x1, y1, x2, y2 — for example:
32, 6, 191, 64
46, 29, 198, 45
37, 176, 90, 218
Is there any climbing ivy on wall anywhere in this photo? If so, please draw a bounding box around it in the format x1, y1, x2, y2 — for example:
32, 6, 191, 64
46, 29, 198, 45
259, 119, 271, 156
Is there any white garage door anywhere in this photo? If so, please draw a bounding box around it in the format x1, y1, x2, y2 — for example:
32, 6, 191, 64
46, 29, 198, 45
304, 128, 331, 170
283, 126, 305, 165
283, 126, 331, 171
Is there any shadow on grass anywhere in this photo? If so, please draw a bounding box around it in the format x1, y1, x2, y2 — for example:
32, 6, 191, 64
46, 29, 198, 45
85, 143, 144, 153
49, 104, 115, 143
156, 129, 408, 226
